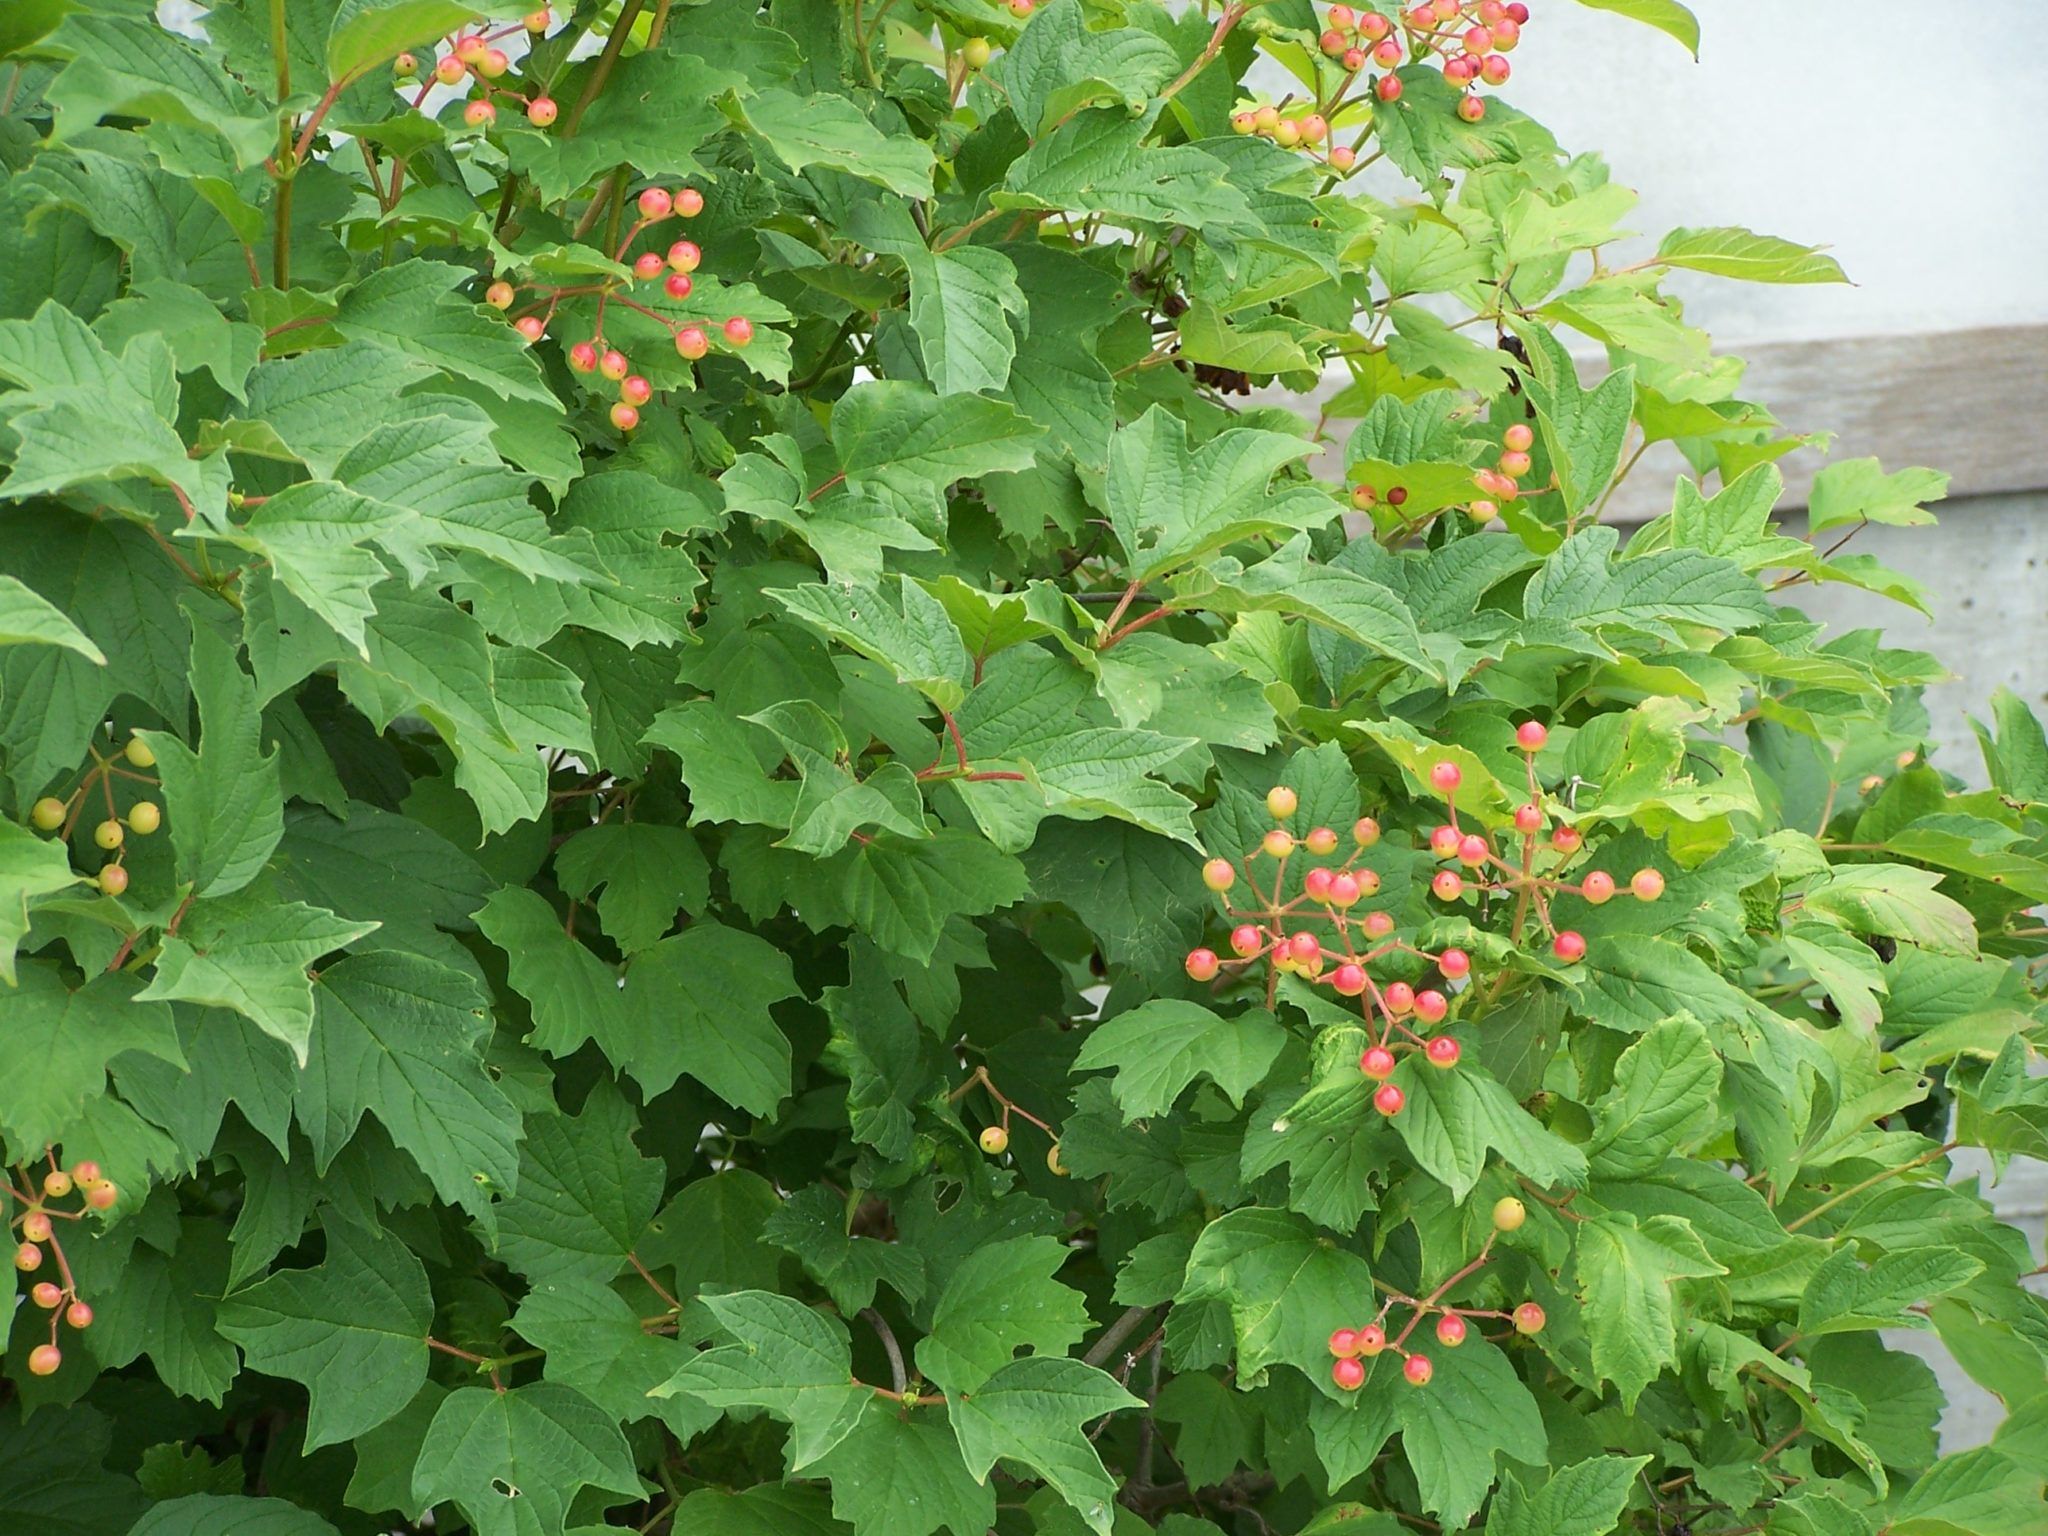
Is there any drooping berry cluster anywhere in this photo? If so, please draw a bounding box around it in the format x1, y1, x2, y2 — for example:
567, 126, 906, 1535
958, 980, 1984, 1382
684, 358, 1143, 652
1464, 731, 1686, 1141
393, 11, 558, 131
483, 185, 756, 433
26, 731, 162, 897
1327, 1197, 1544, 1391
1320, 0, 1528, 118
10, 1155, 120, 1376
1184, 722, 1664, 1115
1353, 421, 1540, 530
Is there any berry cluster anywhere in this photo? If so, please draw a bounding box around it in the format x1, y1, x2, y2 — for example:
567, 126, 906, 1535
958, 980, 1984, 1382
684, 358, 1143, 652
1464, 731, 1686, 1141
10, 1156, 119, 1376
1319, 0, 1528, 119
26, 732, 161, 897
483, 185, 754, 433
1326, 1197, 1544, 1391
959, 1066, 1066, 1176
1184, 724, 1665, 1114
393, 11, 557, 131
1353, 421, 1541, 529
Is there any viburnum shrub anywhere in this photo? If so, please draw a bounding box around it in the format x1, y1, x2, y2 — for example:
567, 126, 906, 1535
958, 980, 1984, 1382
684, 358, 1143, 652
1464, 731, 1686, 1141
3, 0, 2047, 1530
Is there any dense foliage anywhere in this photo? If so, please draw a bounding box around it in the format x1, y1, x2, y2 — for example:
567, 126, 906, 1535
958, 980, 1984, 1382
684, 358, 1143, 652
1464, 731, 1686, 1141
1, 0, 2045, 1532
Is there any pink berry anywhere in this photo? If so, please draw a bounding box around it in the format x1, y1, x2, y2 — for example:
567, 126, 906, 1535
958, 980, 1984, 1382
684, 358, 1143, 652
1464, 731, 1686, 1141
1444, 56, 1476, 83
568, 341, 598, 373
1330, 144, 1358, 170
1438, 948, 1470, 980
1457, 834, 1489, 867
1429, 761, 1462, 793
1431, 870, 1464, 901
478, 47, 509, 78
1328, 872, 1363, 908
1504, 423, 1534, 452
1353, 817, 1381, 847
1332, 963, 1367, 997
463, 99, 496, 128
1425, 1035, 1459, 1068
526, 95, 559, 126
1515, 719, 1546, 750
1415, 991, 1448, 1024
1287, 932, 1321, 963
1429, 824, 1461, 858
638, 187, 674, 220
1330, 1326, 1361, 1357
1360, 1046, 1396, 1080
1457, 95, 1486, 123
676, 188, 705, 217
513, 315, 543, 342
1305, 826, 1339, 856
453, 32, 486, 61
1403, 1353, 1432, 1386
609, 402, 639, 432
1342, 46, 1366, 71
1553, 930, 1586, 963
1499, 449, 1532, 477
1632, 869, 1666, 902
599, 348, 629, 380
665, 272, 693, 300
1357, 1324, 1387, 1355
1186, 947, 1221, 982
1481, 53, 1511, 84
1492, 17, 1520, 48
1514, 1301, 1545, 1334
667, 240, 702, 273
1363, 911, 1395, 939
434, 55, 467, 85
1551, 826, 1583, 854
1333, 1356, 1366, 1391
675, 326, 709, 360
70, 1161, 99, 1185
484, 280, 515, 309
1581, 871, 1615, 905
1328, 4, 1356, 27
1359, 9, 1391, 38
1375, 72, 1403, 101
85, 1181, 117, 1211
31, 1282, 61, 1309
1506, 1, 1529, 21
1463, 25, 1492, 52
1230, 924, 1264, 958
634, 252, 666, 281
1514, 803, 1543, 835
1203, 857, 1236, 892
64, 1300, 92, 1330
1436, 1314, 1467, 1347
1321, 28, 1349, 55
1305, 867, 1336, 902
15, 1242, 41, 1272
1384, 981, 1415, 1015
21, 1212, 51, 1243
724, 316, 753, 347
1263, 828, 1294, 859
1374, 1082, 1406, 1117
620, 375, 653, 406
27, 1344, 60, 1376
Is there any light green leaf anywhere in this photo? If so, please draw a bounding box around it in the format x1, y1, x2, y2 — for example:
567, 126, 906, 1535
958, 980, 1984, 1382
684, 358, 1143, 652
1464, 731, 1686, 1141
725, 89, 936, 198
327, 0, 484, 82
1806, 457, 1949, 534
1485, 1454, 1653, 1536
1176, 1206, 1376, 1393
1588, 1017, 1721, 1177
334, 261, 553, 405
1074, 1001, 1287, 1120
0, 572, 105, 662
129, 1495, 341, 1535
915, 1235, 1091, 1395
412, 1384, 641, 1536
0, 966, 179, 1149
906, 246, 1026, 397
945, 1356, 1142, 1536
1573, 1210, 1726, 1407
0, 821, 80, 983
771, 577, 972, 712
1656, 226, 1847, 283
1802, 863, 1977, 955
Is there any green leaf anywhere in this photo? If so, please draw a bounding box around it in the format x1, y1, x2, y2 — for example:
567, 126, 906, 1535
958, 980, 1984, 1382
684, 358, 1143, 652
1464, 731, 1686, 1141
1588, 1018, 1722, 1177
761, 1185, 926, 1316
44, 15, 273, 167
831, 381, 1046, 518
219, 482, 401, 656
296, 951, 522, 1229
494, 1083, 665, 1288
511, 1278, 706, 1439
327, 0, 484, 82
819, 940, 930, 1162
137, 889, 376, 1063
945, 1356, 1142, 1536
725, 89, 936, 197
1573, 1210, 1726, 1407
412, 1384, 641, 1536
1802, 863, 1977, 955
651, 1289, 871, 1469
129, 1495, 342, 1535
0, 573, 105, 662
906, 246, 1026, 397
1073, 1001, 1287, 1120
0, 821, 80, 984
914, 1235, 1090, 1395
1888, 1447, 2046, 1536
1656, 227, 1847, 283
1528, 527, 1771, 640
1972, 688, 2048, 806
1798, 1246, 1985, 1337
771, 576, 972, 712
1174, 536, 1436, 682
0, 967, 180, 1149
1390, 1057, 1589, 1200
1175, 1207, 1376, 1393
139, 626, 285, 900
811, 1402, 997, 1536
215, 1214, 432, 1451
553, 823, 708, 954
1484, 1454, 1653, 1536
333, 261, 553, 405
1806, 457, 1950, 534
836, 831, 1031, 963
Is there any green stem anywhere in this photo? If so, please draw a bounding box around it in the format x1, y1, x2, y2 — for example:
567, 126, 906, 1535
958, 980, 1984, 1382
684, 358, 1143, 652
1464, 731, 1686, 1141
1783, 1141, 1959, 1233
270, 0, 292, 289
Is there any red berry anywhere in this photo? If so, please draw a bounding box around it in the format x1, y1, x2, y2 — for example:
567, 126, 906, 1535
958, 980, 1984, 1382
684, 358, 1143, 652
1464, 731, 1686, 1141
463, 99, 496, 128
1267, 785, 1299, 820
1287, 932, 1321, 963
1329, 1327, 1361, 1358
1353, 817, 1381, 847
1444, 56, 1476, 83
1457, 94, 1485, 123
31, 1282, 61, 1309
1514, 1301, 1545, 1334
527, 96, 559, 126
1550, 826, 1583, 853
1332, 1355, 1366, 1391
599, 348, 629, 380
667, 240, 702, 272
1230, 924, 1263, 958
1328, 872, 1364, 908
15, 1242, 41, 1272
1499, 449, 1532, 477
1374, 1082, 1405, 1116
637, 187, 674, 220
1480, 53, 1511, 84
1360, 1046, 1396, 1080
1478, 1, 1506, 21
1632, 868, 1666, 902
514, 315, 544, 343
676, 188, 705, 217
21, 1212, 51, 1243
1328, 4, 1356, 26
1403, 1353, 1432, 1385
1386, 485, 1408, 507
1203, 857, 1236, 892
478, 47, 509, 78
633, 252, 665, 281
1299, 114, 1328, 145
1415, 990, 1448, 1024
1581, 871, 1615, 905
86, 1181, 117, 1211
568, 341, 598, 373
1357, 1323, 1387, 1355
1515, 718, 1547, 750
1514, 803, 1543, 835
1438, 948, 1470, 980
64, 1300, 92, 1330
1360, 10, 1391, 38
1332, 963, 1367, 997
1330, 143, 1358, 170
1304, 867, 1336, 902
27, 1344, 60, 1376
98, 865, 129, 896
1321, 28, 1348, 55
609, 402, 640, 432
1425, 1035, 1459, 1068
1341, 46, 1366, 71
1305, 826, 1339, 856
675, 326, 709, 360
1506, 1, 1529, 21
1457, 834, 1488, 867
484, 281, 515, 310
1186, 947, 1221, 982
434, 55, 466, 85
1431, 870, 1464, 901
1504, 423, 1534, 453
1363, 911, 1394, 939
620, 375, 653, 406
1384, 981, 1415, 1015
1553, 930, 1587, 963
1436, 1314, 1467, 1347
1463, 25, 1492, 53
1263, 828, 1294, 858
665, 272, 693, 300
723, 316, 753, 347
1375, 72, 1403, 102
1429, 824, 1460, 858
70, 1161, 99, 1185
